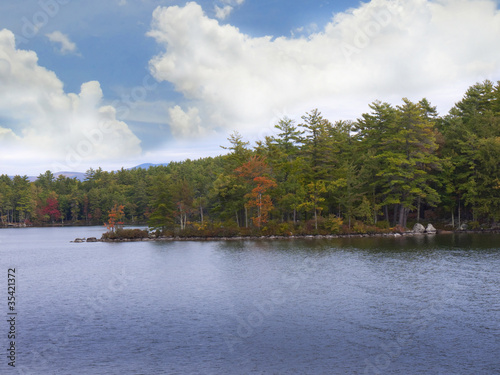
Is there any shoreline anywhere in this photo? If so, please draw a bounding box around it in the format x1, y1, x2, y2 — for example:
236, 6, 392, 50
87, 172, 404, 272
72, 229, 500, 243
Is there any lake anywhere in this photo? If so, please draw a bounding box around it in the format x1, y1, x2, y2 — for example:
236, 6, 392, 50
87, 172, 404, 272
0, 227, 499, 374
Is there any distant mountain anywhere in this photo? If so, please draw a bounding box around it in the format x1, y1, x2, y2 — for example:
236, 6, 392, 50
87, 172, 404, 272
20, 171, 87, 182
128, 163, 169, 170
54, 171, 87, 181
9, 163, 169, 182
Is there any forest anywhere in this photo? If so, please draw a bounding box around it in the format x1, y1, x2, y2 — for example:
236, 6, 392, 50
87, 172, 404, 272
1, 80, 499, 236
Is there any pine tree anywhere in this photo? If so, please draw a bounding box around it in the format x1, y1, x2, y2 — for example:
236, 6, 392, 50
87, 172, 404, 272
355, 99, 441, 227
438, 80, 500, 223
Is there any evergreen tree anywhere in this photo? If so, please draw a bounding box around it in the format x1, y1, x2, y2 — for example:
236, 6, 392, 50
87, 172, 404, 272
438, 80, 500, 223
147, 175, 175, 232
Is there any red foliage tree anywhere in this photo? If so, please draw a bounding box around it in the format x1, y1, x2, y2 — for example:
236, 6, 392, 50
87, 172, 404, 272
41, 193, 61, 223
234, 155, 268, 179
235, 156, 277, 227
246, 176, 277, 227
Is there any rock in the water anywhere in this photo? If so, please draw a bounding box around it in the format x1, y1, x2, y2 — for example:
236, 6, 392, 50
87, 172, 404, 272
426, 224, 437, 233
74, 238, 84, 243
413, 223, 426, 233
86, 237, 98, 242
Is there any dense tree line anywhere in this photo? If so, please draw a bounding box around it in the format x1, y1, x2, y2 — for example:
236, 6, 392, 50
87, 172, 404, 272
1, 81, 499, 234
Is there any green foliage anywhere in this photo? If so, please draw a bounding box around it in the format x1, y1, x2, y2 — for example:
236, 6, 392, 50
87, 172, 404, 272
322, 215, 343, 234
147, 175, 175, 232
352, 220, 368, 234
375, 220, 390, 229
2, 80, 499, 232
176, 221, 242, 238
102, 228, 149, 240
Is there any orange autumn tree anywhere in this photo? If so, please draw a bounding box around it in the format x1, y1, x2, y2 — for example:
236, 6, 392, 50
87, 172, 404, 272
247, 176, 277, 227
104, 204, 125, 232
235, 156, 277, 228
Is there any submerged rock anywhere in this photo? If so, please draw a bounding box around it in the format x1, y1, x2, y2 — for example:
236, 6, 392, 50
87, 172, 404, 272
413, 223, 426, 233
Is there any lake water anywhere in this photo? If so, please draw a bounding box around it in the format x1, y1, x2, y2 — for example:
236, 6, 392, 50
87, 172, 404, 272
0, 227, 499, 374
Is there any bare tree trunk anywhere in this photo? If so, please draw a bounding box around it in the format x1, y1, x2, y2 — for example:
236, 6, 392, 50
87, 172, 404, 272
258, 194, 262, 228
181, 212, 186, 230
314, 208, 318, 230
417, 196, 421, 223
398, 205, 407, 228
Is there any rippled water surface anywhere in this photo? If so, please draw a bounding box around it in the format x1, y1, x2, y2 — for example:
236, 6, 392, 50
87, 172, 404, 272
1, 227, 499, 374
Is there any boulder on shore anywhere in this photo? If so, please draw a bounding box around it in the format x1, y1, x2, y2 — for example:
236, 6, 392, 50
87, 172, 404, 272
413, 223, 426, 233
426, 224, 437, 233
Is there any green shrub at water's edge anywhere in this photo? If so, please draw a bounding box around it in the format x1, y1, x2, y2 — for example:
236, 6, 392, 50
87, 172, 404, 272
102, 228, 149, 240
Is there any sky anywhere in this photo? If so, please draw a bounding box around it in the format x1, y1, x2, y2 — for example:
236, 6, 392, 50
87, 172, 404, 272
1, 0, 500, 176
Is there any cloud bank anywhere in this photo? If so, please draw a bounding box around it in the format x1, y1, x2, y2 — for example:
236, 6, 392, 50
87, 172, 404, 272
148, 0, 500, 139
0, 29, 141, 173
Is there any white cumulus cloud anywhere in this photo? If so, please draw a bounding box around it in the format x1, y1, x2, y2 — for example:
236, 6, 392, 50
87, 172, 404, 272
214, 0, 245, 20
148, 0, 500, 140
0, 28, 141, 174
168, 105, 208, 138
46, 31, 77, 55
214, 5, 233, 20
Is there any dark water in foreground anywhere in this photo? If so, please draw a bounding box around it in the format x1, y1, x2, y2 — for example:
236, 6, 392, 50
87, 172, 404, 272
0, 227, 499, 374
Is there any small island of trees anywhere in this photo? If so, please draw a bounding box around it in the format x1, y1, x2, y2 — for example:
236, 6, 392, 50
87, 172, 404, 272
1, 80, 499, 237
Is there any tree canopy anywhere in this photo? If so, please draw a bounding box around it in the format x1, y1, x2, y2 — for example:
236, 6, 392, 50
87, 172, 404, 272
1, 80, 499, 234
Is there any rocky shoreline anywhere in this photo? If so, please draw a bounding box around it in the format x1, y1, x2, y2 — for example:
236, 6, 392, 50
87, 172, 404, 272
72, 229, 500, 243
